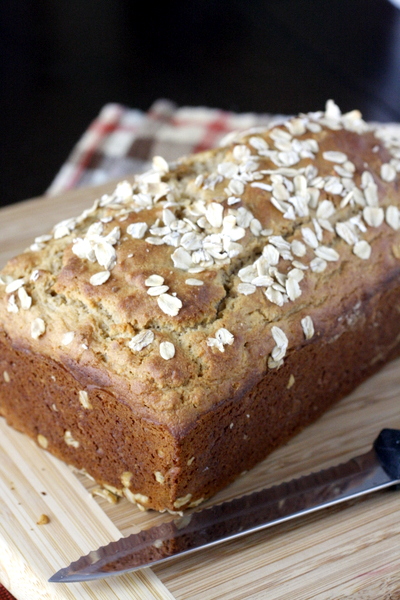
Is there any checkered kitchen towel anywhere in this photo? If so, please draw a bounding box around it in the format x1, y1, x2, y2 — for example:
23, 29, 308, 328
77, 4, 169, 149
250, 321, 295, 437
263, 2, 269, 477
47, 98, 286, 195
0, 587, 13, 600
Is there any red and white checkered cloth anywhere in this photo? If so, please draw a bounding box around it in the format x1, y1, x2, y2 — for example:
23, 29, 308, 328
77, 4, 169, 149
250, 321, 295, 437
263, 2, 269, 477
47, 98, 286, 195
0, 588, 13, 600
0, 587, 13, 600
47, 99, 400, 199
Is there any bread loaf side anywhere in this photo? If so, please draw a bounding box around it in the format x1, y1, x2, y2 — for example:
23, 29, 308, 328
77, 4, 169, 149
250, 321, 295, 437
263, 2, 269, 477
1, 100, 400, 512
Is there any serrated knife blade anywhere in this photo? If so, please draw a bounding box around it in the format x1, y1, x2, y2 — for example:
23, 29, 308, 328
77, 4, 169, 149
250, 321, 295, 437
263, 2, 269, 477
49, 428, 400, 583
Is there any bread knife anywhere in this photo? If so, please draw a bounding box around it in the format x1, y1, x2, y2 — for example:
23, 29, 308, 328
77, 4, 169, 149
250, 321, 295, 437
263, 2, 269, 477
49, 428, 400, 583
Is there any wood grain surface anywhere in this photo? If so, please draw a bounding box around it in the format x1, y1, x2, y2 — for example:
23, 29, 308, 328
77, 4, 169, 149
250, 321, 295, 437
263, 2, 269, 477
1, 183, 400, 600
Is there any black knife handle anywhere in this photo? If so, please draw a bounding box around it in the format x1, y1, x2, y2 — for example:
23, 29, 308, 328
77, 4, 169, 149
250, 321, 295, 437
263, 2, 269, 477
373, 428, 400, 480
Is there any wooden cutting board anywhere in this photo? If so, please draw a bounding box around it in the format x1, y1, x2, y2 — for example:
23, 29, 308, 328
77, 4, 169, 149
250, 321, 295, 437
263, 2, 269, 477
1, 182, 400, 600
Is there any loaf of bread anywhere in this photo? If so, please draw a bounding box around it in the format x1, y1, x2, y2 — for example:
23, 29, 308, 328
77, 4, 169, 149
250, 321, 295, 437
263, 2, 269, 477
1, 100, 400, 512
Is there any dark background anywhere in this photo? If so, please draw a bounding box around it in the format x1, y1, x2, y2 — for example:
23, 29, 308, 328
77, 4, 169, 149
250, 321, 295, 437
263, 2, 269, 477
1, 0, 400, 207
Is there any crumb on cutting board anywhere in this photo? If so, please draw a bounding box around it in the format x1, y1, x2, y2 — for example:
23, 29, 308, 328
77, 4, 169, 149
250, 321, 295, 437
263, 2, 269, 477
36, 514, 50, 525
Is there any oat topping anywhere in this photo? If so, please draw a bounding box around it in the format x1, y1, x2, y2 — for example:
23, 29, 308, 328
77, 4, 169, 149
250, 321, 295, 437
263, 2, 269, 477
386, 206, 400, 230
127, 222, 148, 239
64, 430, 80, 448
121, 471, 133, 487
154, 471, 165, 484
185, 278, 204, 286
128, 330, 154, 352
35, 234, 52, 244
0, 274, 12, 285
147, 285, 170, 296
90, 270, 111, 286
363, 207, 384, 228
301, 316, 315, 340
237, 282, 256, 295
5, 278, 25, 294
381, 163, 397, 183
7, 294, 18, 313
145, 274, 164, 287
31, 318, 46, 339
152, 155, 169, 173
17, 286, 32, 310
37, 434, 48, 449
173, 493, 192, 509
78, 390, 92, 409
3, 371, 10, 382
72, 222, 120, 270
123, 488, 149, 509
159, 341, 175, 360
286, 276, 302, 301
309, 257, 327, 273
207, 327, 235, 352
287, 374, 295, 389
336, 221, 358, 246
61, 332, 75, 346
301, 227, 319, 249
53, 217, 78, 240
270, 326, 289, 363
314, 246, 340, 262
91, 487, 119, 504
157, 293, 182, 316
322, 150, 348, 163
353, 240, 371, 260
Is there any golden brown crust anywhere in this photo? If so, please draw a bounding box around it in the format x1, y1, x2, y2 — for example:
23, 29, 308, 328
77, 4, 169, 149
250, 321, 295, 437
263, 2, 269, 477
1, 100, 400, 510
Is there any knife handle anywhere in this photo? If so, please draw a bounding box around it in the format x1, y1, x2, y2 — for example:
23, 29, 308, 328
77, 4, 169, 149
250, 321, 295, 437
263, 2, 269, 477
373, 428, 400, 480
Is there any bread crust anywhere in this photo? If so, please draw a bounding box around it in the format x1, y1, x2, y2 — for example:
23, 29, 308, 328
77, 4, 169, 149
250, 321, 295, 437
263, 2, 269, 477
1, 101, 400, 511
